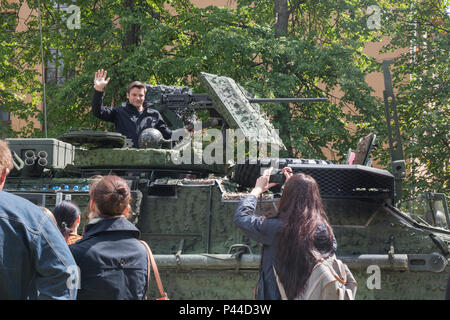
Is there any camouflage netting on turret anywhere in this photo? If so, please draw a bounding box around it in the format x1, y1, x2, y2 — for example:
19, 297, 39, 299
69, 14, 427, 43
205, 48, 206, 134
198, 72, 285, 150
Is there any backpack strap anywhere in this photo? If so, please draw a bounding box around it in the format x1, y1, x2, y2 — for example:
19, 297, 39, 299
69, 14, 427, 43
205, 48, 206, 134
140, 240, 169, 300
322, 255, 348, 284
274, 264, 331, 300
273, 266, 288, 300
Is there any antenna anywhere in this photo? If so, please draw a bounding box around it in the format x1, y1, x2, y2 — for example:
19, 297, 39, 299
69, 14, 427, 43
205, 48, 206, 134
37, 0, 48, 138
382, 60, 406, 205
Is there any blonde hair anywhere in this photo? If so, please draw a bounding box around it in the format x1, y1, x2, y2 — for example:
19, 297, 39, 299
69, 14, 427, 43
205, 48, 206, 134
39, 206, 58, 226
0, 139, 13, 172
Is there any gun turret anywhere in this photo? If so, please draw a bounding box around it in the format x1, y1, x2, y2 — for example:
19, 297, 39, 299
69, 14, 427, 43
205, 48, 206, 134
147, 82, 328, 134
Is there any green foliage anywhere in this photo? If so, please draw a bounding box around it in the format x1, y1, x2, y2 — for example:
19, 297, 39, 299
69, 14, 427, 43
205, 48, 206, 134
0, 0, 447, 195
375, 0, 449, 195
0, 1, 41, 137
166, 2, 380, 161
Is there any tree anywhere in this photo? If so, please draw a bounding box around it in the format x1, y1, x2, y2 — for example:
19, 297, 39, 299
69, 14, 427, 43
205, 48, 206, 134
0, 1, 41, 137
167, 0, 381, 160
376, 0, 449, 194
1, 0, 447, 195
1, 0, 173, 137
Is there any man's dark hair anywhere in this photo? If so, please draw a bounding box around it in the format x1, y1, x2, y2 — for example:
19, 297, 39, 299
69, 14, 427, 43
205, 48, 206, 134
127, 81, 147, 94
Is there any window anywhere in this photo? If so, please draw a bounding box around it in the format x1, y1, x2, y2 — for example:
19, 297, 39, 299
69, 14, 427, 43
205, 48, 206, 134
400, 193, 449, 229
1, 13, 17, 125
45, 48, 74, 86
45, 2, 76, 86
0, 106, 11, 124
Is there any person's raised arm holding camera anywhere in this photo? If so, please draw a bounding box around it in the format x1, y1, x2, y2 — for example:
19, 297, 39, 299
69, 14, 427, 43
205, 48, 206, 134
233, 166, 336, 300
250, 167, 293, 198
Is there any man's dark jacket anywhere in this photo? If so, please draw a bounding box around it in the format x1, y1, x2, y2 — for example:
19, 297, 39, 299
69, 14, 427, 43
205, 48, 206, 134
92, 89, 172, 148
69, 217, 148, 300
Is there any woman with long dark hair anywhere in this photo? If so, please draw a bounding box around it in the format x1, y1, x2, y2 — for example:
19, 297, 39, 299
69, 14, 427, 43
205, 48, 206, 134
69, 175, 148, 300
234, 167, 336, 300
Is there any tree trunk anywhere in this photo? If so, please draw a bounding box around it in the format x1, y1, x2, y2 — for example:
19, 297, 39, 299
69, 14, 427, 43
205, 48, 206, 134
274, 0, 289, 37
122, 0, 141, 49
273, 0, 292, 155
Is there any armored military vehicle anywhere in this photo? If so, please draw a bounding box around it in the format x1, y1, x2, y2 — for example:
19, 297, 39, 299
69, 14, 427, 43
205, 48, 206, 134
4, 67, 449, 299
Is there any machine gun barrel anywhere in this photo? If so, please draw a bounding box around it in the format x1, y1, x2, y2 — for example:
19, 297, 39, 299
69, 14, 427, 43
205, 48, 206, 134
161, 94, 328, 109
160, 94, 328, 110
247, 97, 328, 103
161, 94, 214, 110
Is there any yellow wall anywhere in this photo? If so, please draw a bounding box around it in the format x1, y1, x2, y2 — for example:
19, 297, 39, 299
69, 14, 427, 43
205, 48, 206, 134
7, 1, 42, 133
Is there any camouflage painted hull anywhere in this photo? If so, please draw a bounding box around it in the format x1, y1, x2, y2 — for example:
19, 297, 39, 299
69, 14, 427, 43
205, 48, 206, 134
5, 162, 450, 300
139, 179, 449, 300
4, 71, 449, 300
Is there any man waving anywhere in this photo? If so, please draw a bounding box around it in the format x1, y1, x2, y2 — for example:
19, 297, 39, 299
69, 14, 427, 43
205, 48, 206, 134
91, 69, 172, 148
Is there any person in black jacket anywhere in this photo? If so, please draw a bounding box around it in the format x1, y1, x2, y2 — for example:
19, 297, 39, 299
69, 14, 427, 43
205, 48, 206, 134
70, 175, 148, 300
234, 167, 336, 300
92, 69, 172, 148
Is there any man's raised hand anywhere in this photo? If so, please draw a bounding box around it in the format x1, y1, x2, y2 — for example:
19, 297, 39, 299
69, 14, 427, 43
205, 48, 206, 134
94, 69, 110, 92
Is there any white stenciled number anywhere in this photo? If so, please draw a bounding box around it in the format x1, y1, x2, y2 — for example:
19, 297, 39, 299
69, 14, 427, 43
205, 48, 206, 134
367, 5, 381, 30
